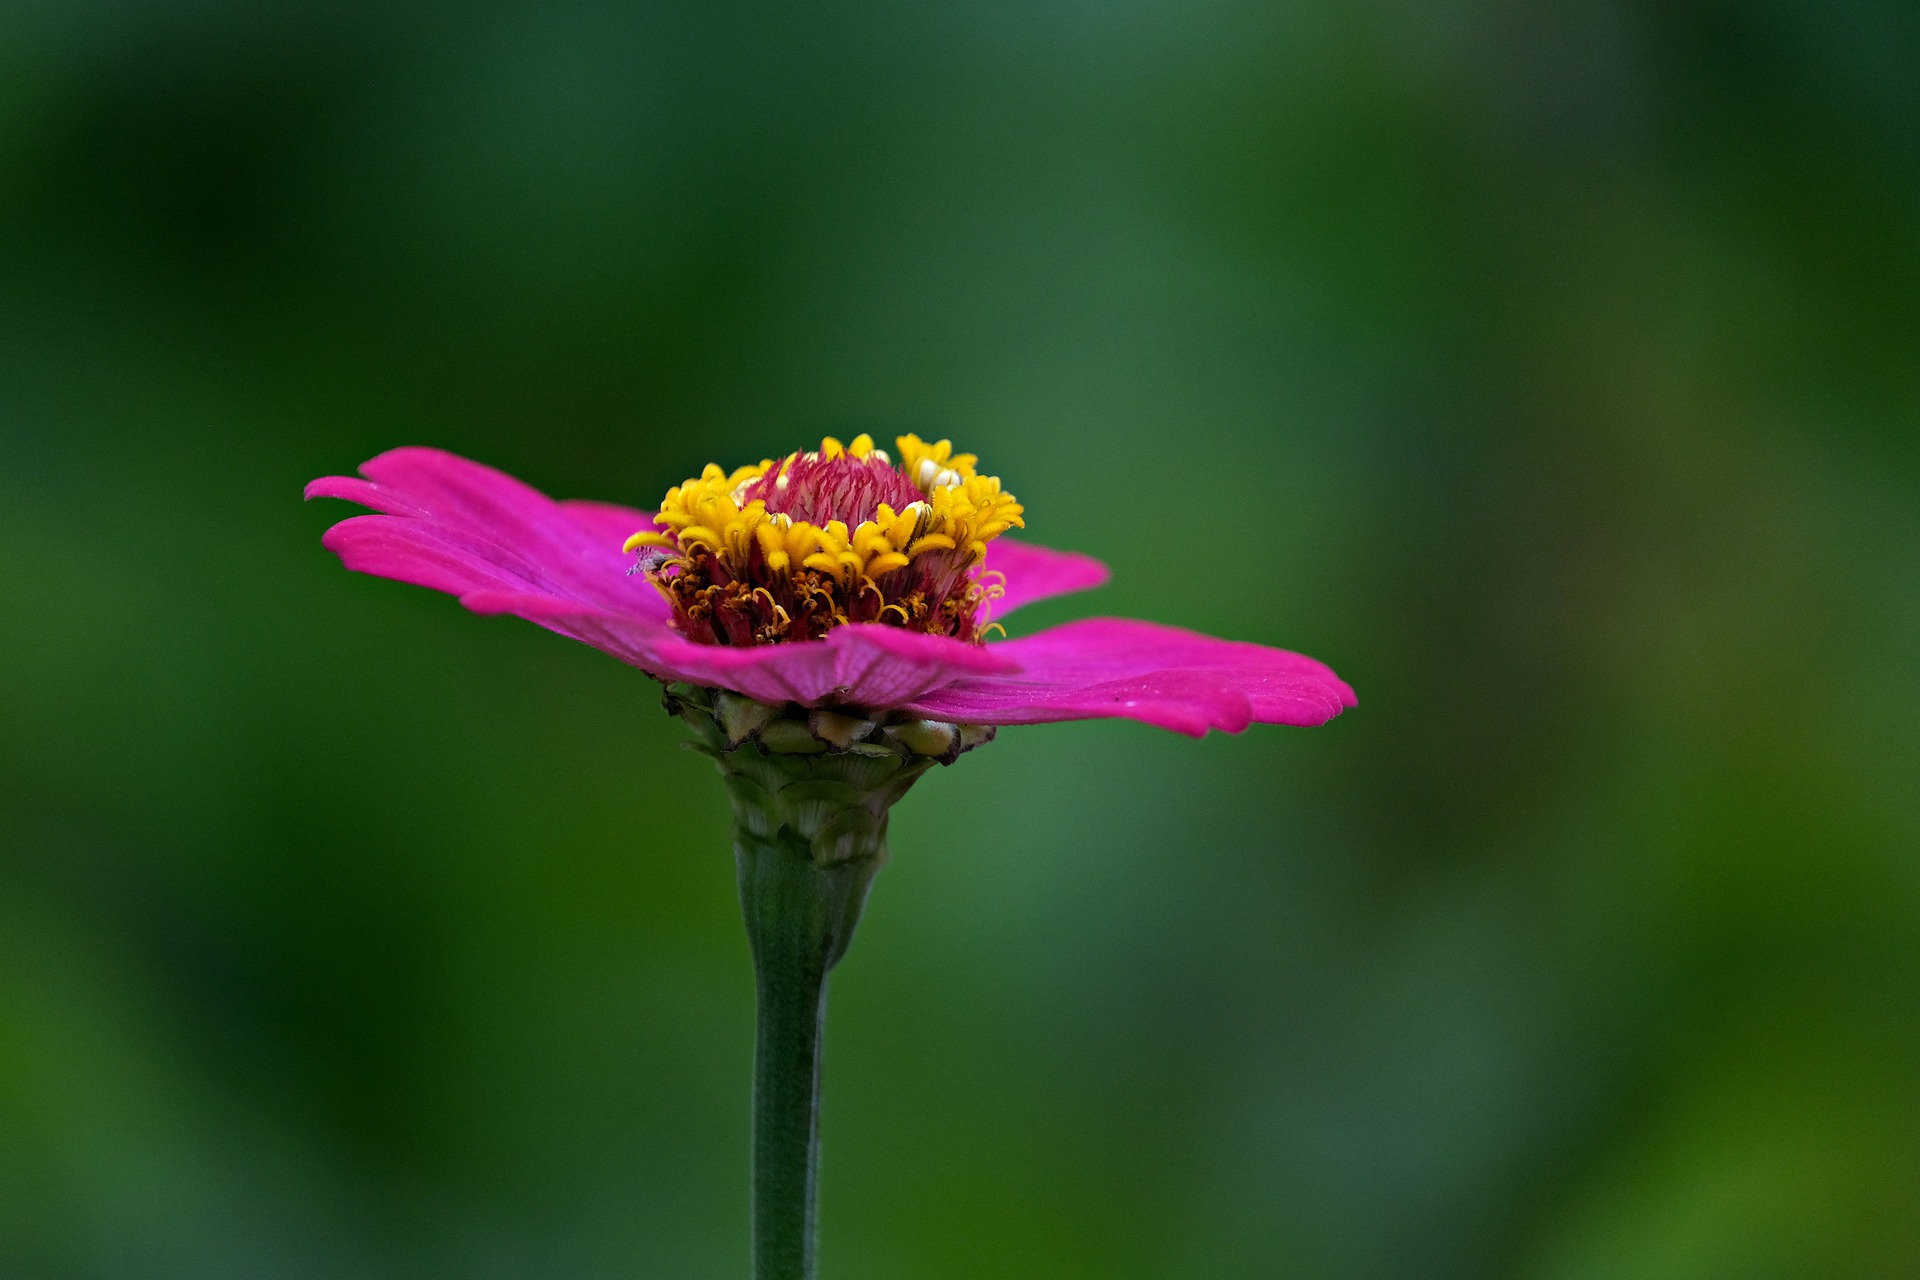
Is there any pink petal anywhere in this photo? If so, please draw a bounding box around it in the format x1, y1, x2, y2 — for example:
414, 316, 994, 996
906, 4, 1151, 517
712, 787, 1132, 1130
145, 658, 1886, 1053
321, 515, 560, 601
642, 624, 1019, 708
458, 595, 1017, 708
307, 448, 669, 622
559, 498, 664, 548
905, 618, 1355, 736
980, 538, 1109, 618
452, 590, 674, 671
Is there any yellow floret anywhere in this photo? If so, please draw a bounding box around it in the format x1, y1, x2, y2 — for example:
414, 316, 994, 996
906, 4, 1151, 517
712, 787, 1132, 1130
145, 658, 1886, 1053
626, 436, 1020, 593
895, 434, 979, 491
754, 514, 821, 575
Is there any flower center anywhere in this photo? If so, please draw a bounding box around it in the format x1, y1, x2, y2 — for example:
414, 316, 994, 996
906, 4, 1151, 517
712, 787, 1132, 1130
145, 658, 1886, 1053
741, 450, 925, 527
624, 434, 1023, 647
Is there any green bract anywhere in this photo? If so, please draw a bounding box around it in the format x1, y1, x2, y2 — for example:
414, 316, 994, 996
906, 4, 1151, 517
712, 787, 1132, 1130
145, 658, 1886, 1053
666, 683, 992, 876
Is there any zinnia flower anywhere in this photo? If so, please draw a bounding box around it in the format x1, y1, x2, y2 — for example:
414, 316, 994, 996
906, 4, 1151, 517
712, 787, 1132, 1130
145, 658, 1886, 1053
304, 436, 1354, 738
307, 434, 1353, 1280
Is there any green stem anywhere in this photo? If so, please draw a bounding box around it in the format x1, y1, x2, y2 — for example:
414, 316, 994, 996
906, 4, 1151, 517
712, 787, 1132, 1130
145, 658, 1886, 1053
736, 827, 877, 1280
669, 682, 945, 1278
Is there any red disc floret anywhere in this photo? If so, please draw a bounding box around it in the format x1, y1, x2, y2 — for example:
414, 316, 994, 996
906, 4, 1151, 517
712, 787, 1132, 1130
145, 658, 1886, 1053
743, 452, 925, 527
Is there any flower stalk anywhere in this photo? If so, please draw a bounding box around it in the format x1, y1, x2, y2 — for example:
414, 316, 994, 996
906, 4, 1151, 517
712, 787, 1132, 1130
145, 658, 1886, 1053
668, 684, 990, 1278
735, 819, 859, 1280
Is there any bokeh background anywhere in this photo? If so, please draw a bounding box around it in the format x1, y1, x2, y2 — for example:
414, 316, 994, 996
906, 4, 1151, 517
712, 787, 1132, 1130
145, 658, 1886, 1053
4, 0, 1918, 1276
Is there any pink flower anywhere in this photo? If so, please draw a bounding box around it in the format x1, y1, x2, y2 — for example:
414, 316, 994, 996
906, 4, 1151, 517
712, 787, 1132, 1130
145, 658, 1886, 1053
306, 442, 1354, 736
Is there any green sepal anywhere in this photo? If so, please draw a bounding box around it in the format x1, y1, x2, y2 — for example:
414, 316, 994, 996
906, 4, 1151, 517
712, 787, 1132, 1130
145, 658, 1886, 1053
809, 807, 885, 866
758, 719, 830, 754
881, 717, 959, 759
722, 772, 782, 837
774, 779, 863, 838
717, 691, 786, 747
806, 708, 879, 751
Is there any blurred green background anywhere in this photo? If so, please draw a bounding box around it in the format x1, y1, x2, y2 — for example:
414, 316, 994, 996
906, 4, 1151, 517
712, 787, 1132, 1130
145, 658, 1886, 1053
3, 0, 1918, 1276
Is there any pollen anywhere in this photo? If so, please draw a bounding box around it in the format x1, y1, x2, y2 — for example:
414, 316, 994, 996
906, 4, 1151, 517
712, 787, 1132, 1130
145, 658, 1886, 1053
626, 436, 1022, 646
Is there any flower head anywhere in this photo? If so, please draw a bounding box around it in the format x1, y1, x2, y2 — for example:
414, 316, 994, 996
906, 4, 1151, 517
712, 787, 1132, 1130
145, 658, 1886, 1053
306, 442, 1354, 736
625, 434, 1023, 646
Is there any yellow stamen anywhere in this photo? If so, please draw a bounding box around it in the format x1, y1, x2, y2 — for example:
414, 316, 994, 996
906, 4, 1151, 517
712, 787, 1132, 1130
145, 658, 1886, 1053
906, 533, 957, 558
628, 433, 1022, 644
895, 434, 979, 490
623, 531, 677, 553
